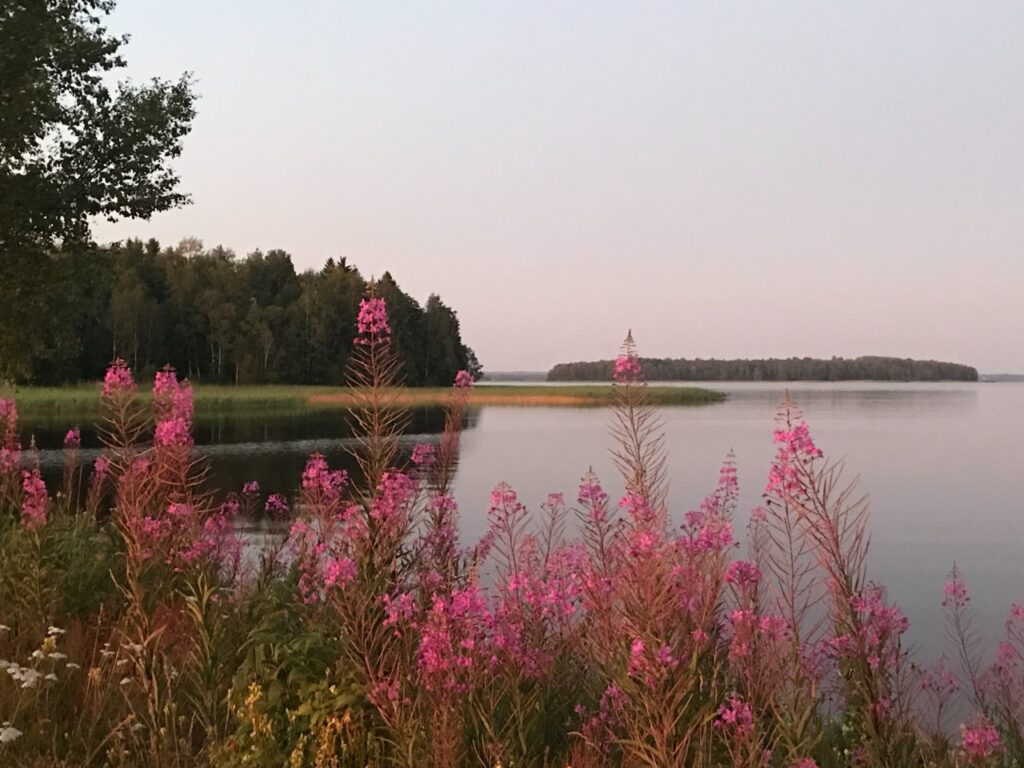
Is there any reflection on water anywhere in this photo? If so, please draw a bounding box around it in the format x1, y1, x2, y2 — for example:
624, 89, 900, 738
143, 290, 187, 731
16, 382, 1024, 657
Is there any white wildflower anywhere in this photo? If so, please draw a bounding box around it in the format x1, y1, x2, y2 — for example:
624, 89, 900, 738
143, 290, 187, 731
0, 726, 22, 744
45, 673, 57, 681
119, 677, 132, 686
66, 663, 81, 670
47, 626, 65, 636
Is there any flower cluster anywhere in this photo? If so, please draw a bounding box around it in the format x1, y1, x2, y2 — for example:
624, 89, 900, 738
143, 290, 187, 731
417, 586, 491, 694
613, 353, 643, 384
943, 572, 969, 609
766, 420, 822, 495
300, 453, 348, 502
63, 427, 81, 451
355, 297, 390, 341
828, 584, 909, 674
264, 493, 290, 518
725, 560, 762, 589
961, 719, 1001, 762
453, 369, 473, 388
102, 359, 136, 398
410, 442, 436, 468
715, 694, 755, 735
152, 368, 194, 449
20, 469, 48, 531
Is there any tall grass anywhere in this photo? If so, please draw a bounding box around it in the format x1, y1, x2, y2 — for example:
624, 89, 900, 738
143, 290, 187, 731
0, 301, 1016, 767
0, 383, 724, 418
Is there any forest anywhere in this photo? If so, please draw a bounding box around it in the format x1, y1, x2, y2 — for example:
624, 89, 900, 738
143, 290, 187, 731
0, 239, 481, 386
548, 355, 979, 382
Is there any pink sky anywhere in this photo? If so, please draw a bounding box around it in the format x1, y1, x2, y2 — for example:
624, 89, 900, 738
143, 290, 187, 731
94, 1, 1024, 372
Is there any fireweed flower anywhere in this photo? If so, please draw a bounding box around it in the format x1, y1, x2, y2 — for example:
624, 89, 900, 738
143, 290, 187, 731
102, 359, 136, 398
454, 369, 473, 388
152, 368, 194, 446
943, 573, 969, 609
324, 557, 357, 589
715, 694, 755, 735
94, 456, 111, 476
371, 472, 417, 528
577, 477, 609, 512
627, 637, 646, 677
301, 453, 347, 500
417, 585, 490, 694
961, 719, 1001, 761
827, 584, 908, 674
766, 420, 822, 495
242, 480, 260, 496
355, 297, 390, 341
725, 560, 762, 588
153, 367, 179, 404
410, 443, 436, 468
154, 417, 192, 447
613, 353, 643, 384
919, 662, 959, 699
264, 493, 290, 518
20, 469, 49, 530
63, 427, 81, 450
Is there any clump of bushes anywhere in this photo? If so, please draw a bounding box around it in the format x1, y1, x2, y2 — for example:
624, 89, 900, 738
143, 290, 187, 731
0, 301, 1020, 767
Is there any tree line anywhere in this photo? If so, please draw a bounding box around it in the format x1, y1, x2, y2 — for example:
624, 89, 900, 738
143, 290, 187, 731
0, 239, 481, 386
548, 356, 978, 382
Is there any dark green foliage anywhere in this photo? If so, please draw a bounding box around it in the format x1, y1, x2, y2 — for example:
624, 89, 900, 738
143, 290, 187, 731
0, 240, 481, 386
0, 0, 197, 250
45, 514, 121, 618
0, 0, 197, 382
548, 356, 979, 382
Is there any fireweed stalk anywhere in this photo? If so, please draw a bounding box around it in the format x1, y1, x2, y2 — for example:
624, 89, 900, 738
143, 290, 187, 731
3, 309, 1024, 767
102, 363, 242, 767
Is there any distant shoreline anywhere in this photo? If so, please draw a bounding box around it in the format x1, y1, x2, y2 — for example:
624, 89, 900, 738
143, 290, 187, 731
547, 355, 979, 383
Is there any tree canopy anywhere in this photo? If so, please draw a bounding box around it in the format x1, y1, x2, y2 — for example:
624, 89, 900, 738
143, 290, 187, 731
1, 0, 198, 381
0, 239, 482, 386
1, 0, 196, 250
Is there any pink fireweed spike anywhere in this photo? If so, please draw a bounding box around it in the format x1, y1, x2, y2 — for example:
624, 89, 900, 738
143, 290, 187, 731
961, 719, 1001, 762
102, 359, 136, 398
20, 469, 49, 531
63, 427, 81, 451
355, 297, 390, 342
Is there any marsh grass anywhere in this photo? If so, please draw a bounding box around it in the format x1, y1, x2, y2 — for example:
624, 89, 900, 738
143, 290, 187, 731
0, 383, 725, 416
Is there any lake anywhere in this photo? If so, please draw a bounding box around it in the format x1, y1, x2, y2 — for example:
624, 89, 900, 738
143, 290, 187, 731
18, 380, 1024, 659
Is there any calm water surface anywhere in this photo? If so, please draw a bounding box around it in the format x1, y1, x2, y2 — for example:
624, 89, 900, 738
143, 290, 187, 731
20, 381, 1024, 657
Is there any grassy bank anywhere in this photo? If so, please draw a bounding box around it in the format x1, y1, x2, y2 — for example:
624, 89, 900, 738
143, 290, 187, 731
0, 383, 725, 416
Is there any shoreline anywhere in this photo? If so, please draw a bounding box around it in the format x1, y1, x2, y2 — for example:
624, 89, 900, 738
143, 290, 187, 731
0, 383, 726, 415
